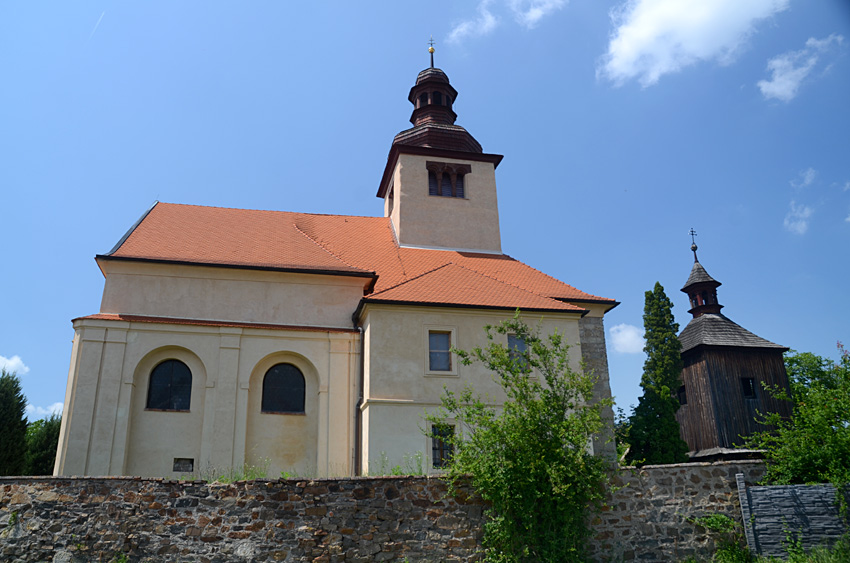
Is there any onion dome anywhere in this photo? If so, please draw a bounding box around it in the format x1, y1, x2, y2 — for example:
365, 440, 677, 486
392, 47, 482, 153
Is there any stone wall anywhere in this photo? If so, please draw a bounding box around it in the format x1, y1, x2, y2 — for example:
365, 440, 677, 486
0, 476, 483, 563
578, 316, 616, 460
588, 460, 766, 562
0, 461, 765, 563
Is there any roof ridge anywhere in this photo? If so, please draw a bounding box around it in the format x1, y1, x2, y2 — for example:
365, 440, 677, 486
368, 263, 454, 298
156, 201, 385, 221
451, 262, 581, 311
292, 224, 369, 273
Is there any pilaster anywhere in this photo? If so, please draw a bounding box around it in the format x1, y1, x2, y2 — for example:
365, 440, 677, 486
208, 327, 242, 470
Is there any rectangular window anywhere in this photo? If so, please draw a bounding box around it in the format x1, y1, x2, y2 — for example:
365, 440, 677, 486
431, 424, 454, 469
677, 385, 688, 406
429, 331, 452, 371
508, 334, 528, 368
741, 377, 757, 399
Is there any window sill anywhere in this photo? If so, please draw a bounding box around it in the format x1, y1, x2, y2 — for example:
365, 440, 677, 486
145, 408, 191, 413
424, 371, 459, 378
260, 411, 307, 416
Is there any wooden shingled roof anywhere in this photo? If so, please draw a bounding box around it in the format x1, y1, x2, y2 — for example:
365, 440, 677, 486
679, 313, 787, 353
100, 202, 616, 314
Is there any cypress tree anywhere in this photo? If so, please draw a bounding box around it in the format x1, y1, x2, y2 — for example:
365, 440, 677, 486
626, 282, 689, 465
0, 369, 28, 475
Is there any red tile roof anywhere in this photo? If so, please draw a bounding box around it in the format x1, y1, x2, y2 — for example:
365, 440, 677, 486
101, 202, 615, 313
367, 263, 584, 312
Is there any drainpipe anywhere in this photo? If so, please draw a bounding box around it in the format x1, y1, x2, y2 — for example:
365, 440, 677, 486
354, 324, 365, 476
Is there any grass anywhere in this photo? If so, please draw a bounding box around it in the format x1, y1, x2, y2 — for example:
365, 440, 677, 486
368, 451, 426, 476
188, 459, 270, 483
682, 513, 850, 562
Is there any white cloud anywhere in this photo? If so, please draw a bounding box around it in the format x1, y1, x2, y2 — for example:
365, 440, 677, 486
600, 0, 789, 87
448, 0, 566, 43
448, 0, 499, 44
843, 181, 850, 192
0, 355, 30, 375
783, 201, 814, 235
509, 0, 567, 29
26, 402, 64, 419
609, 323, 645, 354
790, 167, 817, 189
846, 211, 850, 223
758, 34, 844, 102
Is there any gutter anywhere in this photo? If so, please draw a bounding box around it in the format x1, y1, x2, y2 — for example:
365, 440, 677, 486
353, 320, 366, 476
96, 255, 378, 281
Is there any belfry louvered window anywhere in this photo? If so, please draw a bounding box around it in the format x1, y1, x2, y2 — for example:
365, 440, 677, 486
426, 161, 471, 199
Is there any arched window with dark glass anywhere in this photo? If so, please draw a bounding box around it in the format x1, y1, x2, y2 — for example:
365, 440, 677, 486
146, 359, 192, 411
262, 363, 306, 414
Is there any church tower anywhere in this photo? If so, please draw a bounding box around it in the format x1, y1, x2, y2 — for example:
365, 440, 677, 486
376, 45, 504, 253
675, 239, 793, 459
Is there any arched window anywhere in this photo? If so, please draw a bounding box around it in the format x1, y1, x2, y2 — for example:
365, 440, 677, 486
418, 92, 428, 107
433, 91, 443, 106
146, 359, 192, 411
262, 363, 306, 414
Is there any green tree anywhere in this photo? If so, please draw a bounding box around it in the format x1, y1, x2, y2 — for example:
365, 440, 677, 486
744, 343, 850, 487
24, 412, 62, 475
626, 282, 689, 466
0, 369, 29, 475
426, 314, 612, 562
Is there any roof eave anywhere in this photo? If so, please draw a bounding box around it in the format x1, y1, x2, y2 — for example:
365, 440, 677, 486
681, 342, 790, 354
354, 298, 588, 320
376, 144, 504, 199
96, 255, 378, 281
555, 297, 620, 313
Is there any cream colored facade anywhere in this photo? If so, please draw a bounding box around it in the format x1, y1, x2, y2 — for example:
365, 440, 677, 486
358, 304, 593, 474
385, 154, 501, 253
56, 290, 594, 477
56, 67, 616, 478
56, 264, 366, 478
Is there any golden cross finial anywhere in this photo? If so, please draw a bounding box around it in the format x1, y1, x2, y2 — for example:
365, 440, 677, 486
428, 36, 435, 68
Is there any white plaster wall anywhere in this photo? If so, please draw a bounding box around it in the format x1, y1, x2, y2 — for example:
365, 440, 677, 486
98, 261, 368, 328
390, 153, 502, 252
125, 346, 207, 477
358, 305, 585, 474
55, 318, 358, 479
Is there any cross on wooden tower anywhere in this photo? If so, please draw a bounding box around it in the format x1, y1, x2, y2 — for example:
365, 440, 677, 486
689, 228, 699, 261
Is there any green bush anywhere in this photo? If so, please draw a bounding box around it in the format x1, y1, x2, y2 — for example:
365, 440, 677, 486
426, 314, 611, 562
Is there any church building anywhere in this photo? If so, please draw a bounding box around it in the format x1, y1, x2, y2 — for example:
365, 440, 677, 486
54, 52, 618, 478
675, 242, 792, 459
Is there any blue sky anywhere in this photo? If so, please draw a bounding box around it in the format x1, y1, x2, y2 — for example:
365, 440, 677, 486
2, 0, 849, 419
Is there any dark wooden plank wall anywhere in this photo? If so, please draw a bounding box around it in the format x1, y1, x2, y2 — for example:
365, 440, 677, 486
677, 351, 718, 451
677, 348, 792, 451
